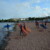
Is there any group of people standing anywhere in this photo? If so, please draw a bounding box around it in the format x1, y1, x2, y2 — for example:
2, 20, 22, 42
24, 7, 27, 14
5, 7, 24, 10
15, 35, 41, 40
5, 19, 48, 37
18, 22, 31, 36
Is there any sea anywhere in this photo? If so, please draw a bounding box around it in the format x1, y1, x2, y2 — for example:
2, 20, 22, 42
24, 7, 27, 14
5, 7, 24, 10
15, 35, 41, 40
0, 22, 15, 47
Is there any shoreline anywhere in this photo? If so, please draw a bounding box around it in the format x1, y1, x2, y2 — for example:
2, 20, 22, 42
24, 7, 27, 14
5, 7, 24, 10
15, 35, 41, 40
0, 22, 50, 50
5, 22, 50, 50
0, 31, 11, 50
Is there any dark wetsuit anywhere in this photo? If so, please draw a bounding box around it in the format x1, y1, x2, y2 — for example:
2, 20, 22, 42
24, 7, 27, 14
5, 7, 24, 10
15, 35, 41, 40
20, 24, 22, 36
6, 24, 9, 30
45, 21, 47, 26
19, 23, 26, 36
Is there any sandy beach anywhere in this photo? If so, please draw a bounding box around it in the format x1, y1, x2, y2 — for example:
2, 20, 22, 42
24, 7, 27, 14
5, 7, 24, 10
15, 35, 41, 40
5, 22, 50, 50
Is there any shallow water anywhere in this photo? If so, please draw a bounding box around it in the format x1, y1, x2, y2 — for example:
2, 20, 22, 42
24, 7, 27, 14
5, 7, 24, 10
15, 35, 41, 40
0, 22, 15, 45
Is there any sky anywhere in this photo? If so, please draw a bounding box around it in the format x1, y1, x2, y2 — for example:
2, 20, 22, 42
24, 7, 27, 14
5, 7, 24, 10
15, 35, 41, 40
0, 0, 50, 19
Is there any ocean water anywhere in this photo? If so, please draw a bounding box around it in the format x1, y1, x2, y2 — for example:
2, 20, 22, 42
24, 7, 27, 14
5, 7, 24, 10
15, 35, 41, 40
0, 22, 15, 45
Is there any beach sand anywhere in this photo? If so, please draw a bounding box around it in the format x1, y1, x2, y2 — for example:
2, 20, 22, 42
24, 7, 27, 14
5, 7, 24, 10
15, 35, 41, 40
5, 22, 50, 50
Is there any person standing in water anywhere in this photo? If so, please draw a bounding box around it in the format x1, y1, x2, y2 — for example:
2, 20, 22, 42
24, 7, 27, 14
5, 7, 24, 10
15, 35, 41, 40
7, 24, 9, 31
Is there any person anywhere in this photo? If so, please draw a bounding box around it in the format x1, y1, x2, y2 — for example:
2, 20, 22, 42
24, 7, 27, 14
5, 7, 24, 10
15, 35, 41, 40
18, 22, 26, 36
19, 24, 23, 36
6, 24, 9, 30
13, 23, 17, 31
35, 20, 39, 28
23, 22, 26, 30
44, 19, 48, 26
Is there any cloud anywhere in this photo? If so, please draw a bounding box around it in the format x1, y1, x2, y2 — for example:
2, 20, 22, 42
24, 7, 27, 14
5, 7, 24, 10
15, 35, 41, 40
0, 0, 50, 19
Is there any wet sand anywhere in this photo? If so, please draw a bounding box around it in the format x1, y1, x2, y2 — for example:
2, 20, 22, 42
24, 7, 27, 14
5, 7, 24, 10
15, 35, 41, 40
5, 22, 50, 50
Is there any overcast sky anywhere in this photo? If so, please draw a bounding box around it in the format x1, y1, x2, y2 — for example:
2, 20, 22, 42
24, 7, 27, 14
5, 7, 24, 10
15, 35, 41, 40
0, 0, 50, 19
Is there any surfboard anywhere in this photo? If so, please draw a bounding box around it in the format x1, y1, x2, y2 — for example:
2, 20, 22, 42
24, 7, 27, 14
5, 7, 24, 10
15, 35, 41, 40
25, 27, 31, 32
40, 24, 47, 29
4, 25, 11, 28
22, 26, 28, 35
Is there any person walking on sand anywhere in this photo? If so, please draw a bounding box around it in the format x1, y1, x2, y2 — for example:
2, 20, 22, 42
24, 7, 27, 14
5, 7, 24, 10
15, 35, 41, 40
20, 24, 23, 36
20, 22, 26, 36
23, 22, 26, 30
44, 19, 48, 26
18, 23, 22, 36
18, 22, 28, 36
35, 20, 39, 28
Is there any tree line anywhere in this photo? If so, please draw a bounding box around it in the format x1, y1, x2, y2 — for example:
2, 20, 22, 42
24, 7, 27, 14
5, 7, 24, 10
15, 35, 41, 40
0, 16, 50, 22
28, 16, 50, 21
